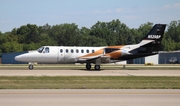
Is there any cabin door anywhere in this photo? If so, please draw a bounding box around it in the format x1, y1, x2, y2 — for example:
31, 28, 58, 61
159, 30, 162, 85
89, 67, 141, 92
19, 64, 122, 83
58, 48, 65, 63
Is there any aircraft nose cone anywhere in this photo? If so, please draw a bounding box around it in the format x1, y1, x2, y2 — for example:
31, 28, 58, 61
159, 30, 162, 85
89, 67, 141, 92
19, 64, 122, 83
14, 52, 34, 62
15, 55, 23, 62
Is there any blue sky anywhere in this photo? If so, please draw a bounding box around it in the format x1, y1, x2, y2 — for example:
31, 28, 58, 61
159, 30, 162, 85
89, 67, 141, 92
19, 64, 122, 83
0, 0, 180, 33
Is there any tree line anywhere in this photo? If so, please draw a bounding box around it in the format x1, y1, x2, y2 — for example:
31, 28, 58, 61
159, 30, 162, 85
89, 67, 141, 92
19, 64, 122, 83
0, 19, 180, 54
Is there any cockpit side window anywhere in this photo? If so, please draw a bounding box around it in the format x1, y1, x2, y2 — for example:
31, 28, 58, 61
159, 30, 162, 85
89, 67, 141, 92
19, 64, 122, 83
45, 47, 49, 53
38, 47, 44, 53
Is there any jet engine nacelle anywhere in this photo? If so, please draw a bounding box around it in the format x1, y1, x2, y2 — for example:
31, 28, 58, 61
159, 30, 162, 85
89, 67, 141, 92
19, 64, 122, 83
101, 57, 111, 63
121, 49, 131, 56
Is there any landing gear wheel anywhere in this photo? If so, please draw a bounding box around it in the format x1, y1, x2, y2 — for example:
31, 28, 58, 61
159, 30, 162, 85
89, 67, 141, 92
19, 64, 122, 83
94, 65, 100, 70
29, 64, 34, 70
86, 63, 91, 70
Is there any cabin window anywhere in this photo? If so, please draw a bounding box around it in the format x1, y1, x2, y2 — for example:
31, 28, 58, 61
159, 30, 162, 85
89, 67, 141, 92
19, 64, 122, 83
86, 49, 89, 53
76, 49, 79, 53
71, 49, 74, 53
66, 49, 69, 53
45, 47, 49, 53
81, 49, 84, 53
92, 50, 95, 53
60, 49, 63, 53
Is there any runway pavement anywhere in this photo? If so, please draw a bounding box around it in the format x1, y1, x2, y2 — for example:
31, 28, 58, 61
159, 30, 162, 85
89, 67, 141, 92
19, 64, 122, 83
1, 69, 180, 106
0, 69, 180, 76
0, 89, 180, 106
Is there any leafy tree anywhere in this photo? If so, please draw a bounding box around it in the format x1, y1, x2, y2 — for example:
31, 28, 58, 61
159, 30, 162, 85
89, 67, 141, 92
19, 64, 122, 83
166, 21, 180, 42
162, 38, 176, 51
39, 23, 51, 34
0, 31, 2, 36
1, 41, 23, 53
90, 19, 131, 46
136, 22, 153, 43
16, 24, 39, 44
129, 28, 138, 44
1, 19, 180, 53
38, 33, 58, 46
49, 23, 79, 46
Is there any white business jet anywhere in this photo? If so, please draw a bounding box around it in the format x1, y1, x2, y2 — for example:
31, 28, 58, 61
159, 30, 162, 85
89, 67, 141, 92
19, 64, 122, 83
15, 24, 166, 70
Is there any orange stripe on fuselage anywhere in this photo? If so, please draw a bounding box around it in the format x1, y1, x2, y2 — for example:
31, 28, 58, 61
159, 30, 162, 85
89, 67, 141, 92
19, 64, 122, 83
105, 46, 124, 59
107, 45, 124, 48
105, 50, 122, 59
80, 45, 125, 59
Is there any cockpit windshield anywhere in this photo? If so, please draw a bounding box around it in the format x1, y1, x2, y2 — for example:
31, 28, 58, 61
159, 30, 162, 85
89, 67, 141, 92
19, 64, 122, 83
37, 46, 44, 53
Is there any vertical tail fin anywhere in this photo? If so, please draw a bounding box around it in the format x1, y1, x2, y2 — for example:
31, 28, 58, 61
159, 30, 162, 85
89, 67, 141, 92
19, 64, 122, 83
120, 24, 166, 60
139, 24, 166, 53
143, 24, 166, 42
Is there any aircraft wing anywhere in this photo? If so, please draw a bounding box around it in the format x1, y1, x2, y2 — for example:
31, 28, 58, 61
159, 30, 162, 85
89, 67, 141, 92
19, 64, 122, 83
78, 54, 102, 61
78, 54, 111, 63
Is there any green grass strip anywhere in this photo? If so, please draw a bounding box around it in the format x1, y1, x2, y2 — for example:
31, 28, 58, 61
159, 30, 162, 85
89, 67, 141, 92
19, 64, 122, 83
0, 76, 180, 89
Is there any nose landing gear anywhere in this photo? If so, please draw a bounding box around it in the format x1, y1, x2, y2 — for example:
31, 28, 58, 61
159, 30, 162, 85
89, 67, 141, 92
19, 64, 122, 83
28, 64, 34, 70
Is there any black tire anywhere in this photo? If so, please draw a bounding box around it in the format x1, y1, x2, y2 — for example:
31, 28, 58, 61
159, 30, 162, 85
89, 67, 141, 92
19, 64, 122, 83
94, 65, 100, 70
29, 64, 34, 70
86, 64, 91, 70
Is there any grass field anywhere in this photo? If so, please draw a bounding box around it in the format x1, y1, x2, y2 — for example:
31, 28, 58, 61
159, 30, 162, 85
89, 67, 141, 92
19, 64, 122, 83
0, 76, 180, 89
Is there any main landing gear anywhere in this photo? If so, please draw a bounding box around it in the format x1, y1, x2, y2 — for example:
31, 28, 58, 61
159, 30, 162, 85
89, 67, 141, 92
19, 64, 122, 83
94, 65, 100, 70
86, 63, 91, 70
86, 63, 100, 70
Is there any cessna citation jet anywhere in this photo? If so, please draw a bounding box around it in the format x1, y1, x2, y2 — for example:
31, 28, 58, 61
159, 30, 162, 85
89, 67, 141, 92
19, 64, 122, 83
15, 24, 166, 70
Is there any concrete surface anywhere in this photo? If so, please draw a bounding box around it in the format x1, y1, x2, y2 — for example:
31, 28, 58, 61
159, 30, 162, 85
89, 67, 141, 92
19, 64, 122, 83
0, 89, 180, 106
0, 69, 180, 76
